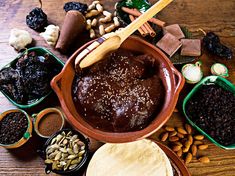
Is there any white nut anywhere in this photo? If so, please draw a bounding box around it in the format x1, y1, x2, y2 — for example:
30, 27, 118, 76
96, 3, 103, 12
88, 1, 100, 10
103, 10, 112, 18
99, 25, 105, 36
9, 28, 32, 51
40, 25, 60, 46
91, 18, 98, 27
86, 19, 92, 30
85, 10, 100, 18
89, 29, 96, 39
113, 17, 120, 27
105, 24, 116, 33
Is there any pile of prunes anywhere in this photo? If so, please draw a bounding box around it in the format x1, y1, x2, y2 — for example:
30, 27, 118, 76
0, 51, 62, 104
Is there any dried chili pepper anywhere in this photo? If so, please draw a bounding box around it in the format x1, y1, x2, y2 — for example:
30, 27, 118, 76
200, 29, 233, 59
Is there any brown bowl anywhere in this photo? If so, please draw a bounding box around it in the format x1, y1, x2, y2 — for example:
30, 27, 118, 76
51, 36, 185, 143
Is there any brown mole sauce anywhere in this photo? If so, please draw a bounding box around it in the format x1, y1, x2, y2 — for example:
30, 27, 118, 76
72, 49, 165, 132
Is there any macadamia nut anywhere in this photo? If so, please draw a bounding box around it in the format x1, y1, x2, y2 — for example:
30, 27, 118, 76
40, 25, 60, 46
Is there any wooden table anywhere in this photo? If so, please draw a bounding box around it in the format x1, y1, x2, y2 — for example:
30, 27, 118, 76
0, 0, 235, 175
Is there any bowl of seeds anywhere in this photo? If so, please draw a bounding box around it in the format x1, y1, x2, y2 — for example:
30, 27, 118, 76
0, 109, 33, 149
40, 129, 89, 175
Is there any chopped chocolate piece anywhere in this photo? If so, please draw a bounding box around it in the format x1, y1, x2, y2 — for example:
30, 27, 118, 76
163, 24, 185, 40
156, 33, 182, 57
181, 39, 201, 56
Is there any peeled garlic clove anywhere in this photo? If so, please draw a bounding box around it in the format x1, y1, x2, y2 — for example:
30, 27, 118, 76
40, 24, 60, 47
9, 28, 32, 51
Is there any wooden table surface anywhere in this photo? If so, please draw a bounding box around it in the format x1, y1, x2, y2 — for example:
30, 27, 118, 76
0, 0, 235, 175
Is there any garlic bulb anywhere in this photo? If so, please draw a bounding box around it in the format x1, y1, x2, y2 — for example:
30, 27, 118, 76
9, 28, 32, 51
40, 25, 60, 46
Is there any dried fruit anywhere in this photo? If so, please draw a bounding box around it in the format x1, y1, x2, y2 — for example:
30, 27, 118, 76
185, 153, 193, 164
198, 156, 210, 163
26, 7, 47, 31
160, 132, 169, 142
63, 2, 88, 14
198, 144, 208, 150
177, 127, 187, 135
194, 135, 204, 141
165, 126, 175, 132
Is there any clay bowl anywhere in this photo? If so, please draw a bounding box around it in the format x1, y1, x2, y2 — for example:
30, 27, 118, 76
51, 35, 185, 143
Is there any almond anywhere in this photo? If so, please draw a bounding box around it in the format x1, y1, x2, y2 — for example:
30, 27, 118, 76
169, 131, 177, 137
198, 156, 210, 163
177, 127, 187, 135
160, 132, 169, 142
185, 153, 193, 164
169, 136, 179, 142
172, 145, 182, 152
185, 124, 192, 134
193, 140, 203, 145
194, 135, 204, 140
165, 126, 175, 132
198, 144, 208, 150
176, 149, 182, 157
191, 145, 197, 156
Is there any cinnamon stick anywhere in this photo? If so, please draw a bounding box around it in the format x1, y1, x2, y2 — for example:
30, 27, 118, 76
129, 15, 147, 37
144, 22, 156, 37
122, 7, 166, 27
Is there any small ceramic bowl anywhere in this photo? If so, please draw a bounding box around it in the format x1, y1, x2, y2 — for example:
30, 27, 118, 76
39, 129, 90, 175
32, 108, 65, 138
183, 76, 235, 149
0, 109, 33, 149
0, 47, 64, 109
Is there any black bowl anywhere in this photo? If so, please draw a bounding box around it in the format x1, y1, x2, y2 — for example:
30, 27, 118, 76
38, 128, 90, 175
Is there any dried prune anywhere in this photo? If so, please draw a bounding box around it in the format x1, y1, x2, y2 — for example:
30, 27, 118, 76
63, 2, 88, 14
203, 32, 233, 59
186, 85, 235, 146
0, 51, 62, 105
26, 7, 47, 31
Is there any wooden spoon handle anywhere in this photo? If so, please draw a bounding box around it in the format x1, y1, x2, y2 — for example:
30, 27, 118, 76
117, 0, 173, 42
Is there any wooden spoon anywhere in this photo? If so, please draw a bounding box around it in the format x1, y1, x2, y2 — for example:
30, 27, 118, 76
76, 0, 173, 69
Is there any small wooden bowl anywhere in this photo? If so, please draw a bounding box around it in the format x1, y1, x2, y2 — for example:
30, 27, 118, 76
32, 108, 65, 138
51, 36, 185, 143
0, 109, 33, 149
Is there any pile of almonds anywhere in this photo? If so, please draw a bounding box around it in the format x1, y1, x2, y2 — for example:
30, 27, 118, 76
44, 131, 86, 171
160, 124, 210, 164
85, 1, 120, 38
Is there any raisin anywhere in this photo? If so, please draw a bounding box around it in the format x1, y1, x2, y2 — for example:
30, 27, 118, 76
63, 2, 88, 14
26, 7, 47, 31
203, 32, 233, 60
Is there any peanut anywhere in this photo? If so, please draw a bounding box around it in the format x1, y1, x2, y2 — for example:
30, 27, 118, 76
185, 124, 192, 134
105, 24, 116, 33
185, 153, 193, 164
99, 25, 105, 36
177, 127, 187, 135
198, 156, 210, 163
194, 135, 204, 140
113, 17, 120, 27
91, 19, 98, 27
89, 29, 95, 39
160, 132, 169, 142
86, 19, 92, 30
198, 144, 208, 150
96, 3, 103, 12
85, 10, 100, 18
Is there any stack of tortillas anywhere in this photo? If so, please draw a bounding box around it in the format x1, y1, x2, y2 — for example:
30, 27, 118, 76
86, 139, 173, 176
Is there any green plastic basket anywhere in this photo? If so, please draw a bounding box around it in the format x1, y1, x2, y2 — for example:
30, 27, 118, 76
0, 47, 64, 109
183, 76, 235, 149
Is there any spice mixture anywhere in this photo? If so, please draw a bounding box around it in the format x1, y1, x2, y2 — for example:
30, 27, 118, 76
38, 112, 63, 137
0, 112, 28, 144
186, 84, 235, 146
73, 49, 165, 132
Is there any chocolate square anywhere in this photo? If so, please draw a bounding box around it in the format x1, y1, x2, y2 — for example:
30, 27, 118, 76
181, 39, 201, 56
156, 33, 182, 57
163, 24, 185, 39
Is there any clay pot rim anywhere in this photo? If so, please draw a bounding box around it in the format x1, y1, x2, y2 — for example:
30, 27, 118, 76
51, 35, 185, 143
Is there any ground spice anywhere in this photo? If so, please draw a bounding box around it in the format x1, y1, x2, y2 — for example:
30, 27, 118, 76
38, 112, 63, 137
0, 112, 28, 144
